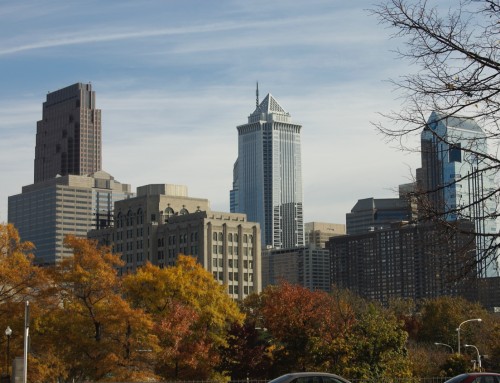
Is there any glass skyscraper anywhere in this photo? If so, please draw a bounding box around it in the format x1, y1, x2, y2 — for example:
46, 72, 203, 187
420, 111, 498, 277
231, 92, 304, 249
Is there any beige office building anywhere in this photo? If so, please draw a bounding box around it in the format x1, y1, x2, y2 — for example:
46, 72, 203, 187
89, 184, 262, 299
305, 221, 345, 249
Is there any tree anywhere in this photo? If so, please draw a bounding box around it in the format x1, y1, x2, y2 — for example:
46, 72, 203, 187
344, 302, 411, 381
439, 353, 471, 376
258, 282, 356, 375
371, 0, 500, 276
417, 296, 486, 347
0, 224, 48, 378
0, 223, 46, 309
123, 256, 244, 380
248, 283, 412, 380
217, 321, 273, 380
33, 236, 158, 383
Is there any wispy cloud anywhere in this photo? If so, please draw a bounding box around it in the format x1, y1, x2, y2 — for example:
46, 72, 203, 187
0, 11, 383, 56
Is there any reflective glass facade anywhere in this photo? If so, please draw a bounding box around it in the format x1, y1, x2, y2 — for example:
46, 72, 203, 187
231, 94, 304, 248
421, 112, 498, 277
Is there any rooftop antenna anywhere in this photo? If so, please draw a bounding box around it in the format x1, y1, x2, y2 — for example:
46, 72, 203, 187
256, 81, 259, 108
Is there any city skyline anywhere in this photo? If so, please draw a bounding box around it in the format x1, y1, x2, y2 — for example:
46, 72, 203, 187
0, 0, 434, 225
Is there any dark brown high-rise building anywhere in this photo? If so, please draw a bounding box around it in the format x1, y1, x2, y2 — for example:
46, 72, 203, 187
34, 83, 102, 183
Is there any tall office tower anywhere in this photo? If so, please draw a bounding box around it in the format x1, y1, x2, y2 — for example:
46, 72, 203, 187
34, 83, 101, 183
420, 111, 498, 277
8, 171, 133, 265
231, 89, 304, 249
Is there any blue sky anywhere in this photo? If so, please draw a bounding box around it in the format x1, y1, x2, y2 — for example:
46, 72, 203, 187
0, 0, 422, 225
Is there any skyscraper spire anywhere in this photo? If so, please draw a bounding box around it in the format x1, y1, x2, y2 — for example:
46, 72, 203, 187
256, 81, 259, 109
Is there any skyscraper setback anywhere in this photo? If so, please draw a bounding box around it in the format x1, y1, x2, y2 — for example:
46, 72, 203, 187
34, 83, 102, 183
9, 83, 131, 265
231, 89, 304, 248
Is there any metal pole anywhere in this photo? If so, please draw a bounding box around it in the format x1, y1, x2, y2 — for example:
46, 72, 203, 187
23, 301, 29, 383
434, 342, 454, 353
457, 318, 482, 354
6, 334, 10, 376
465, 344, 481, 371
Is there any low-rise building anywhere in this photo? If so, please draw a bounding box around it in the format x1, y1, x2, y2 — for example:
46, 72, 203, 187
262, 245, 330, 291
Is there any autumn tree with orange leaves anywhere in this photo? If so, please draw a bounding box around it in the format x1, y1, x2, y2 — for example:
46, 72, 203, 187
0, 224, 50, 380
258, 283, 356, 375
30, 236, 159, 383
235, 283, 412, 381
123, 256, 243, 380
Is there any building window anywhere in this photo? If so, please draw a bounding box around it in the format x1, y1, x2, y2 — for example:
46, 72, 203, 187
165, 207, 175, 218
213, 232, 217, 241
449, 144, 462, 162
228, 233, 233, 242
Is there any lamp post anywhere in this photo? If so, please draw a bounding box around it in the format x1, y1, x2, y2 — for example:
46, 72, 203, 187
457, 318, 482, 354
5, 326, 12, 378
465, 344, 481, 371
434, 342, 454, 353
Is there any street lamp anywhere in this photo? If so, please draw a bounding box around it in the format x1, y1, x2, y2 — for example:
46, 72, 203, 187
457, 318, 482, 354
465, 344, 481, 371
5, 326, 12, 377
434, 342, 454, 353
